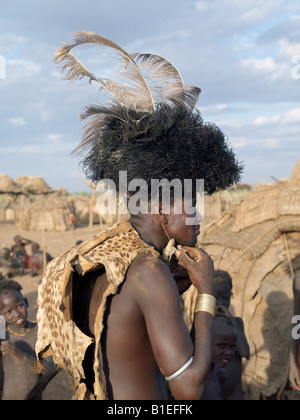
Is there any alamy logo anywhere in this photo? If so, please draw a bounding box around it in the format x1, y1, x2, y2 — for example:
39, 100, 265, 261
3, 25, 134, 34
0, 55, 6, 80
291, 315, 300, 340
292, 55, 300, 80
96, 171, 204, 225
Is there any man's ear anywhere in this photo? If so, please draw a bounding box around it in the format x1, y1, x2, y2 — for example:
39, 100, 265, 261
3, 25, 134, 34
151, 201, 165, 217
24, 297, 29, 308
158, 205, 169, 224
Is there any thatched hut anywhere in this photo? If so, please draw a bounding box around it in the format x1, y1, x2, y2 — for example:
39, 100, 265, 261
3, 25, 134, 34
14, 176, 52, 195
0, 174, 22, 221
21, 195, 69, 231
183, 159, 300, 399
0, 174, 21, 194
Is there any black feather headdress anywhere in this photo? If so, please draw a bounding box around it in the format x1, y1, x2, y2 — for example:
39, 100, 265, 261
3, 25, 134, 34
55, 31, 243, 198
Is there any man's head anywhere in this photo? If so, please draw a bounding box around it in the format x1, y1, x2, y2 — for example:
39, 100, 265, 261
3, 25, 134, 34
80, 103, 243, 205
0, 280, 28, 329
55, 32, 243, 222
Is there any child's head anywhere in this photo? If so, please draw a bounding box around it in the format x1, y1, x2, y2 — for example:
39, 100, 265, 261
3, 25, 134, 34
0, 247, 11, 260
13, 235, 22, 245
31, 242, 40, 254
0, 280, 28, 329
214, 270, 233, 309
212, 314, 237, 369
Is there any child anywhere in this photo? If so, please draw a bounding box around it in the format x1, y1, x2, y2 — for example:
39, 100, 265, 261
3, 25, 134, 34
214, 270, 250, 400
200, 313, 237, 400
11, 236, 33, 274
0, 279, 40, 400
30, 243, 53, 277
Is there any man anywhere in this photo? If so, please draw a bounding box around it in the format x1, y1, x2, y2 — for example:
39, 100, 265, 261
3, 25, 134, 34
34, 31, 243, 400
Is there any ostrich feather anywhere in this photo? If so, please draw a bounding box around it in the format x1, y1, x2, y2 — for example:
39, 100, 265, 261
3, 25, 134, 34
131, 53, 200, 110
54, 31, 155, 110
55, 31, 202, 155
74, 104, 130, 154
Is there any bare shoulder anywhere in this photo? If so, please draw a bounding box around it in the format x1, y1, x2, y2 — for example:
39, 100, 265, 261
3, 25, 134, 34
125, 254, 180, 310
130, 253, 167, 270
127, 254, 174, 287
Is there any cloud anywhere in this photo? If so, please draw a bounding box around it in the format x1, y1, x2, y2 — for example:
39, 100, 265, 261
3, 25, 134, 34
9, 117, 27, 126
253, 107, 300, 126
47, 133, 63, 143
242, 57, 277, 73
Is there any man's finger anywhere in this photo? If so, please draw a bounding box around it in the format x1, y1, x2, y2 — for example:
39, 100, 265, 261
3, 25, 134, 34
175, 249, 194, 268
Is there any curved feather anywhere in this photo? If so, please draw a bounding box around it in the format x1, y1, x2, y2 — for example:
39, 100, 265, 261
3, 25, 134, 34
131, 53, 201, 110
54, 31, 155, 110
74, 104, 130, 154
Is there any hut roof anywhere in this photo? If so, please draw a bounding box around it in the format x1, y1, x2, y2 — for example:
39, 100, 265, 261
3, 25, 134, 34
291, 157, 300, 180
14, 176, 52, 194
0, 174, 21, 194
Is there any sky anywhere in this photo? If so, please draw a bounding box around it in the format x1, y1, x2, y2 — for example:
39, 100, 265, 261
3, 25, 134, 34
0, 0, 299, 193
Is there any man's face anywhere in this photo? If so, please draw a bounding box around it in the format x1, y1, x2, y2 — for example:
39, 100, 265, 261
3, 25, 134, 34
164, 197, 201, 247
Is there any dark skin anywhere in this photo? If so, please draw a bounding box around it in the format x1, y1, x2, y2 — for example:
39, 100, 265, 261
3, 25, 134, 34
30, 245, 53, 277
88, 197, 214, 400
201, 323, 237, 400
0, 291, 39, 400
214, 281, 249, 400
11, 236, 32, 260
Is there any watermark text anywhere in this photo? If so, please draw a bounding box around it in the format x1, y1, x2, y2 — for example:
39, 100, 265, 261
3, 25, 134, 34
95, 171, 204, 225
292, 315, 300, 339
0, 55, 6, 80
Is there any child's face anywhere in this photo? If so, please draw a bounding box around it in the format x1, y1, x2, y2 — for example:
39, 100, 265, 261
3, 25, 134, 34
212, 327, 237, 368
214, 282, 232, 309
0, 291, 28, 329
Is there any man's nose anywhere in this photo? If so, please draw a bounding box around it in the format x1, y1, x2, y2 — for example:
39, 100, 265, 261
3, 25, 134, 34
195, 209, 203, 223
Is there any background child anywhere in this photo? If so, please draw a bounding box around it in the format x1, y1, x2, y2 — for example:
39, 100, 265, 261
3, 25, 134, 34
0, 279, 40, 400
214, 270, 250, 400
200, 313, 237, 400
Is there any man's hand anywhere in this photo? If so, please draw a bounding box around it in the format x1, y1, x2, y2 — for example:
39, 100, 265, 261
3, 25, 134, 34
172, 264, 191, 295
175, 246, 214, 295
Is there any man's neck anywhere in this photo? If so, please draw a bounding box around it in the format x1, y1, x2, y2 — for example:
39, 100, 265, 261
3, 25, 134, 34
129, 214, 169, 253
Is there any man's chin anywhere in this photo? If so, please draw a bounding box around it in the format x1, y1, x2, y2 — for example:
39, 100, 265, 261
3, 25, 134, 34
179, 238, 197, 247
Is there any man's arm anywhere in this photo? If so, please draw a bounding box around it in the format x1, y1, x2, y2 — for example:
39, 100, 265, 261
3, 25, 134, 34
130, 247, 214, 400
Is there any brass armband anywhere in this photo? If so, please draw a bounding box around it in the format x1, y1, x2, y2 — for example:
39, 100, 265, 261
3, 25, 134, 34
194, 294, 217, 318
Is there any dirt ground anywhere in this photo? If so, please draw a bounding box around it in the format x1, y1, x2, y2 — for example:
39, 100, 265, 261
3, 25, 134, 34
0, 220, 107, 400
